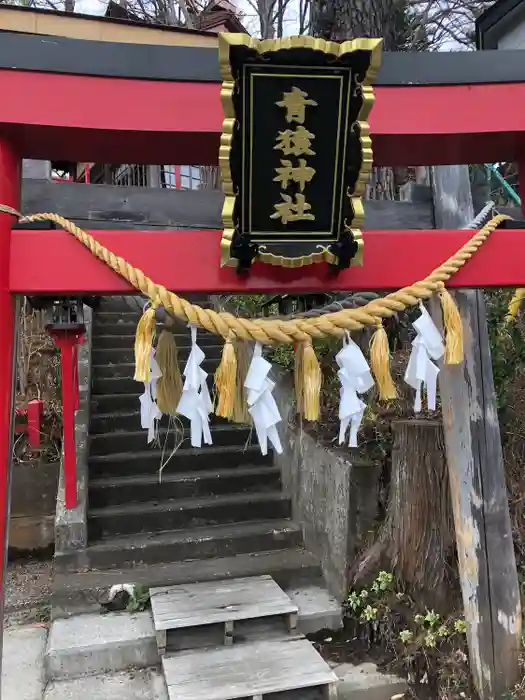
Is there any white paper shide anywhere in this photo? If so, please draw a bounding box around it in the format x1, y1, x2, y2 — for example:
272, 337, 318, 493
404, 303, 445, 412
244, 343, 283, 456
176, 326, 213, 448
139, 350, 163, 444
336, 335, 375, 448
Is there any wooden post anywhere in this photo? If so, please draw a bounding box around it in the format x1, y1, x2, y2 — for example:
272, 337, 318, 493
431, 166, 522, 699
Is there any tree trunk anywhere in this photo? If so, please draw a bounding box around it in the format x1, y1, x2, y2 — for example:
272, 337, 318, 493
310, 0, 401, 200
351, 420, 455, 605
311, 0, 400, 50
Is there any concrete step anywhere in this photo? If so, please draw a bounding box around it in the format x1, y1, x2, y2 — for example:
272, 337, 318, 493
88, 466, 282, 508
44, 611, 158, 681
57, 520, 303, 572
90, 409, 233, 434
92, 376, 156, 394
88, 492, 292, 539
88, 444, 272, 478
90, 380, 226, 414
92, 359, 219, 380
44, 668, 169, 700
92, 344, 223, 365
89, 424, 252, 455
91, 392, 145, 414
92, 332, 219, 348
52, 549, 324, 617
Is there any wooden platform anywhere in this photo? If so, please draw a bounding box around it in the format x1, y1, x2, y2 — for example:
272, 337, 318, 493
162, 637, 338, 700
150, 575, 298, 653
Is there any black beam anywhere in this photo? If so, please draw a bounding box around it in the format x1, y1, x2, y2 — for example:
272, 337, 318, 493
1, 30, 525, 86
21, 179, 437, 231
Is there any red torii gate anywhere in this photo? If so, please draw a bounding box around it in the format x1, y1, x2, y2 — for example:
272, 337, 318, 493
0, 27, 524, 699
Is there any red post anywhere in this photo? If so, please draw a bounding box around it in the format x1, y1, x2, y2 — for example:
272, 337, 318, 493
0, 137, 21, 678
27, 399, 43, 449
50, 330, 84, 509
72, 344, 79, 412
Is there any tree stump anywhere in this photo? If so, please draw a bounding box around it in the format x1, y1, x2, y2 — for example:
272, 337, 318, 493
351, 419, 455, 604
385, 419, 454, 597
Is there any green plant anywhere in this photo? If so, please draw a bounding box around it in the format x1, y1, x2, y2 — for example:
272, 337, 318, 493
126, 585, 151, 613
344, 573, 473, 699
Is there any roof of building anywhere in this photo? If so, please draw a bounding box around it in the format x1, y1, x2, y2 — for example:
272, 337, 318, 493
105, 0, 246, 34
0, 2, 216, 37
476, 0, 525, 48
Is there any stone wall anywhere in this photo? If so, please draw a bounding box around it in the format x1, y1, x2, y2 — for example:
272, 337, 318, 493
273, 369, 381, 601
9, 461, 59, 554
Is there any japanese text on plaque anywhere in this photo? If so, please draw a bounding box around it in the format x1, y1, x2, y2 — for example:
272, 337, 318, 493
271, 86, 317, 225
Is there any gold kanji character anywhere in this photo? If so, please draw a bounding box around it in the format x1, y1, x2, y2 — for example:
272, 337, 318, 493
276, 87, 317, 124
274, 159, 315, 191
270, 193, 315, 225
274, 126, 315, 157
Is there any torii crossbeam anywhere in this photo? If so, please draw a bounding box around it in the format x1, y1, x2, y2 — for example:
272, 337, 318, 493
0, 22, 524, 700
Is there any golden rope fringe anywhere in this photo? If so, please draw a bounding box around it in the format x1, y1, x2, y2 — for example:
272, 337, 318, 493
438, 287, 463, 365
7, 208, 508, 344
369, 324, 397, 401
232, 340, 252, 425
506, 288, 525, 323
215, 333, 237, 420
155, 329, 183, 415
2, 206, 512, 413
294, 341, 322, 421
134, 305, 157, 382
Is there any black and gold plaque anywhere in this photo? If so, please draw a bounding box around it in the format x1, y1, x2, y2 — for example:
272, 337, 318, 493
218, 34, 382, 272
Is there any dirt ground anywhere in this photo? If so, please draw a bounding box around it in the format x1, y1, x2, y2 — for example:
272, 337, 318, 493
4, 559, 52, 628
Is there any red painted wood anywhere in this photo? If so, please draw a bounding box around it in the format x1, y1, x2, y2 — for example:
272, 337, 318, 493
9, 227, 525, 294
50, 331, 83, 510
27, 400, 43, 450
1, 70, 525, 166
0, 139, 20, 668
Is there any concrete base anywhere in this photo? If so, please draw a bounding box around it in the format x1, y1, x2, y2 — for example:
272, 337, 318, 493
334, 662, 407, 700
286, 584, 342, 635
2, 625, 47, 700
44, 668, 168, 700
44, 611, 158, 681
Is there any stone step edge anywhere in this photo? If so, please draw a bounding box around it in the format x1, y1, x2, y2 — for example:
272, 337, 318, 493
44, 585, 341, 682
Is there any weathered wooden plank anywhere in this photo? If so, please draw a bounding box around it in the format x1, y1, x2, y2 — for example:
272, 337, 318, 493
161, 637, 337, 700
21, 179, 435, 231
150, 575, 297, 632
431, 165, 521, 699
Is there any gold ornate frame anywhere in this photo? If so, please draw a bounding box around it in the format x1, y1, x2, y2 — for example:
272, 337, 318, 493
218, 33, 382, 269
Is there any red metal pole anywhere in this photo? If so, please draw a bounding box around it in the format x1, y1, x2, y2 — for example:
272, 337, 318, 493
0, 137, 21, 684
50, 331, 81, 510
72, 343, 79, 411
60, 338, 77, 509
27, 399, 43, 450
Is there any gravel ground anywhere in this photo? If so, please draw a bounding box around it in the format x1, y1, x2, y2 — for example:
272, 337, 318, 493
4, 559, 52, 628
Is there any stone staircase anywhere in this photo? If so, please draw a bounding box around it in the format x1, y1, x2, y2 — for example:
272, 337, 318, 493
53, 297, 340, 631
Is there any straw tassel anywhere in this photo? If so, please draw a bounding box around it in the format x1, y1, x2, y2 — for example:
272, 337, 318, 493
506, 288, 525, 323
134, 305, 157, 383
369, 323, 397, 401
295, 341, 322, 422
155, 329, 183, 416
215, 333, 237, 420
439, 286, 464, 364
232, 340, 252, 425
